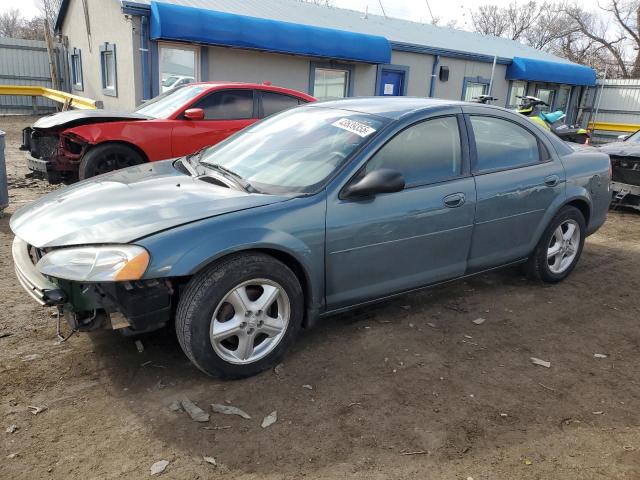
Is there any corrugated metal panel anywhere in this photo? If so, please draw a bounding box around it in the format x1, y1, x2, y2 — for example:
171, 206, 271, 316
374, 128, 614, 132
127, 0, 574, 64
0, 37, 58, 114
579, 78, 640, 143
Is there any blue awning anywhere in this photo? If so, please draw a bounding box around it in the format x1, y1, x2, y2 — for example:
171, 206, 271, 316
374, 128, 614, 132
506, 56, 596, 86
150, 1, 391, 64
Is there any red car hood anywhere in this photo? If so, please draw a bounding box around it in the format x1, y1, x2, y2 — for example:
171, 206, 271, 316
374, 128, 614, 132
32, 110, 149, 130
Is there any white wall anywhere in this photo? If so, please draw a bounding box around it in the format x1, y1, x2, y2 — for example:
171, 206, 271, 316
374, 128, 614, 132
61, 0, 137, 110
390, 50, 435, 97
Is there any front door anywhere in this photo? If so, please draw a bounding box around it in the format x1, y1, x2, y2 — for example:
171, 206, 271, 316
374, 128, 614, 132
171, 89, 257, 157
378, 69, 405, 96
325, 113, 476, 309
464, 111, 566, 271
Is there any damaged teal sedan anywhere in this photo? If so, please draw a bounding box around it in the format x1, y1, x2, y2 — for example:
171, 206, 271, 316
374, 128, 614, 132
11, 98, 611, 378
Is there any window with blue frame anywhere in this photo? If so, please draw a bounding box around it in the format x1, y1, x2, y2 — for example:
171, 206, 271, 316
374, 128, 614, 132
70, 48, 83, 91
462, 76, 490, 102
100, 43, 117, 97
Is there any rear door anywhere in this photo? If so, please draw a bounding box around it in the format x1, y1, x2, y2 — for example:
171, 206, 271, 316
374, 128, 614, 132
463, 107, 566, 271
171, 89, 258, 157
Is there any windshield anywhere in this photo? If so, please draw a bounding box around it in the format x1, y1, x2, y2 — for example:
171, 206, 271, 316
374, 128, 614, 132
162, 76, 179, 88
135, 85, 204, 118
199, 107, 389, 194
626, 130, 640, 142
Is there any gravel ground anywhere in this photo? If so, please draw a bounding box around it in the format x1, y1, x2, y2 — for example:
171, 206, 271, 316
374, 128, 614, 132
1, 115, 640, 480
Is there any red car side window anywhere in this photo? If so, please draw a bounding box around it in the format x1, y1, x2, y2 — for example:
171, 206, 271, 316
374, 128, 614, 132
261, 91, 304, 118
191, 89, 255, 120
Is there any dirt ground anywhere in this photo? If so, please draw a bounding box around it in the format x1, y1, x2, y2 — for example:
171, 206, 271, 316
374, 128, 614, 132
1, 116, 640, 480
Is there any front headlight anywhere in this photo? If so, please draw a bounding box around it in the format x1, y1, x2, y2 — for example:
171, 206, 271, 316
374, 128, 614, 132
36, 245, 150, 282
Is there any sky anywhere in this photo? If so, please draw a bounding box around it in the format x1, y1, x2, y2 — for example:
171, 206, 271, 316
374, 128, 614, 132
1, 0, 605, 31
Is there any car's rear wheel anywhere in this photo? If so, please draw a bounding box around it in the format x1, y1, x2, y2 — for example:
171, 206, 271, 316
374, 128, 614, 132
78, 144, 145, 180
524, 205, 586, 283
175, 253, 304, 378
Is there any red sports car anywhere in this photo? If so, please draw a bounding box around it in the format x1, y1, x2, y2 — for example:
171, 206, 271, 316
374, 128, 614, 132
21, 82, 316, 183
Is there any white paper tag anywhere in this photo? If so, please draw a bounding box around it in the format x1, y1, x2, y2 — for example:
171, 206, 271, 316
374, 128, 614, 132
331, 118, 376, 138
384, 83, 394, 95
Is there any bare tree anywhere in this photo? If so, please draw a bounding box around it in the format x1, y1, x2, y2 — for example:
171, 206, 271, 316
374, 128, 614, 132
471, 0, 640, 77
0, 8, 45, 40
0, 9, 24, 38
36, 0, 63, 34
471, 1, 541, 40
301, 0, 333, 6
562, 3, 630, 76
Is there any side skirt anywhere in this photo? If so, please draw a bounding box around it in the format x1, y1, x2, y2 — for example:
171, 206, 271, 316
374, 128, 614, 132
318, 258, 528, 319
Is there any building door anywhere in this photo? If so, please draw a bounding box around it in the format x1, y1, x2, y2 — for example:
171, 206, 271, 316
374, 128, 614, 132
378, 69, 405, 96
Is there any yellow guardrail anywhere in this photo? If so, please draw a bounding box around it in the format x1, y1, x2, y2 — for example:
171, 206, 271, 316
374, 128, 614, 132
0, 85, 99, 110
588, 121, 640, 133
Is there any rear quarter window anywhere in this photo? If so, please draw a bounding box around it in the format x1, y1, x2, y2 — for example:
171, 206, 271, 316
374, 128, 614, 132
261, 91, 305, 118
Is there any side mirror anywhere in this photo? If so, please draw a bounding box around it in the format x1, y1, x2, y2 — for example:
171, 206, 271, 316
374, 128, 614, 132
618, 134, 629, 141
184, 108, 205, 120
343, 168, 405, 199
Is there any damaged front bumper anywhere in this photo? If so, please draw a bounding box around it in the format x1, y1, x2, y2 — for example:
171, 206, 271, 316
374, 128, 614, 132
21, 127, 87, 184
12, 237, 66, 306
12, 236, 173, 334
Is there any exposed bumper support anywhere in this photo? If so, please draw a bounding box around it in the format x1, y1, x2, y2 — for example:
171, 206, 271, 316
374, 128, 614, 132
12, 236, 66, 306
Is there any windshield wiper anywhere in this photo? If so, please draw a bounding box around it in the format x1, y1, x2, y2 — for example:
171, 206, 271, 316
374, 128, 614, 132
205, 164, 259, 193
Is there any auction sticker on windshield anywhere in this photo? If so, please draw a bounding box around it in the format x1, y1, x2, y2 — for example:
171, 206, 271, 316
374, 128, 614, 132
331, 118, 377, 138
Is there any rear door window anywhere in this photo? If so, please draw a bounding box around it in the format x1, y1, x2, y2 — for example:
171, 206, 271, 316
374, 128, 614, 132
260, 91, 304, 118
190, 89, 255, 120
470, 116, 541, 173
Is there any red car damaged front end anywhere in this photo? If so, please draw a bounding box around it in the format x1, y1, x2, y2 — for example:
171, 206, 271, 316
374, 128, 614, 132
20, 110, 149, 183
21, 128, 90, 183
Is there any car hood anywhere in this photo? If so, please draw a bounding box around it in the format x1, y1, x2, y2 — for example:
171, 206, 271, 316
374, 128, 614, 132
32, 110, 149, 130
598, 141, 640, 157
10, 160, 290, 248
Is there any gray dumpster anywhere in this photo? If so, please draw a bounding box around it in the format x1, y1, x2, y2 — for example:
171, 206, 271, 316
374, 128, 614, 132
0, 131, 7, 213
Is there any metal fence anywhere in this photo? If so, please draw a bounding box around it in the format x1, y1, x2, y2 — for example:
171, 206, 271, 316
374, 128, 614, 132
578, 78, 640, 144
0, 37, 67, 115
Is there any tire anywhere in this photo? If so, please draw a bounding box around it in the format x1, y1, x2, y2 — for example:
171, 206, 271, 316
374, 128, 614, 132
78, 144, 145, 180
524, 206, 586, 283
175, 253, 304, 379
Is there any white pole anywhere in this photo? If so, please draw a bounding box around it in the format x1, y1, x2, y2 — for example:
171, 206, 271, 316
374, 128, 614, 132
488, 55, 497, 96
592, 64, 608, 130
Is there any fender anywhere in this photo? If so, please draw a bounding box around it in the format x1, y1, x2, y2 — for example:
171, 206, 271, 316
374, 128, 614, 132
138, 194, 327, 313
63, 120, 173, 161
527, 183, 595, 254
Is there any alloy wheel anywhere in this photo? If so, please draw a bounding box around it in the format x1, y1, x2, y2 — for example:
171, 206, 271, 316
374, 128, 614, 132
209, 279, 290, 364
547, 219, 580, 274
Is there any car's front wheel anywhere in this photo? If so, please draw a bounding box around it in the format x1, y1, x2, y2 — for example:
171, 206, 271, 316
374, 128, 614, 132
524, 205, 586, 282
175, 253, 304, 378
78, 144, 145, 179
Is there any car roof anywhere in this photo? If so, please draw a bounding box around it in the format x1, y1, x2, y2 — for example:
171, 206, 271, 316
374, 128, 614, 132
308, 97, 472, 119
187, 81, 316, 101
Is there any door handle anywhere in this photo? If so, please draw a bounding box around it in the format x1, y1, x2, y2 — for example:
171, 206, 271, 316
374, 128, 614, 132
544, 174, 560, 187
443, 193, 465, 208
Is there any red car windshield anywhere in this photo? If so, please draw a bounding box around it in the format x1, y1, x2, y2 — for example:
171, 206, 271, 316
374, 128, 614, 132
135, 85, 205, 119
